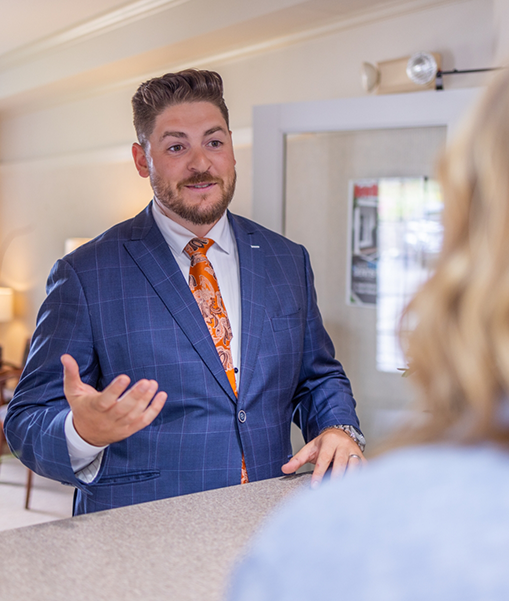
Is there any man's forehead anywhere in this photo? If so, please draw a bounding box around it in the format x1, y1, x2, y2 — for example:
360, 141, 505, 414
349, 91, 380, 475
154, 101, 226, 130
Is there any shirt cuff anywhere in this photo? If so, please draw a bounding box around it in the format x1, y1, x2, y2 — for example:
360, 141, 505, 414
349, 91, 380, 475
64, 411, 107, 481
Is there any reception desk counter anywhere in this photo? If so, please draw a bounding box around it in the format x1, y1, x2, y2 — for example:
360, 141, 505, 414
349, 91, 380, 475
0, 473, 310, 600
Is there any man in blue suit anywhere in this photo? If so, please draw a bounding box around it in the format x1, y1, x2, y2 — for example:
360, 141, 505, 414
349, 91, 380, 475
5, 70, 364, 515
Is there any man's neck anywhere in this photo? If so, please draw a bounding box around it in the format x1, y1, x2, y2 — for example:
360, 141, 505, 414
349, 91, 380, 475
154, 198, 220, 238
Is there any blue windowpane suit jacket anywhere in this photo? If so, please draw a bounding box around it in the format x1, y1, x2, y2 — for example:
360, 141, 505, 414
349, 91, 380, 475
5, 204, 360, 515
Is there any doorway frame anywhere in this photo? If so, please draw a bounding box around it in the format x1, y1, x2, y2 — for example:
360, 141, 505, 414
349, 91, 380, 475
252, 87, 481, 235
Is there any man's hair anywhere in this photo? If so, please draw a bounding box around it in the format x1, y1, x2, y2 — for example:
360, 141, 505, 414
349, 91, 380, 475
132, 69, 229, 146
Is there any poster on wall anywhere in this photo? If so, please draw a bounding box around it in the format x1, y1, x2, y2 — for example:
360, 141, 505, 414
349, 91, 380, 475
347, 179, 379, 306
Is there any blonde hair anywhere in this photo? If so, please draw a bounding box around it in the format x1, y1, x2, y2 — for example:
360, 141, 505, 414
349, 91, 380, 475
393, 68, 509, 448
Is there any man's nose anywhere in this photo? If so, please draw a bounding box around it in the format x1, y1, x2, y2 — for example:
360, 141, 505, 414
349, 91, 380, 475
187, 147, 212, 172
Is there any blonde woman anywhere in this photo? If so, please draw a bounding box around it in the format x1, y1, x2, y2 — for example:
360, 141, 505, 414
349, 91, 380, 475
228, 68, 509, 601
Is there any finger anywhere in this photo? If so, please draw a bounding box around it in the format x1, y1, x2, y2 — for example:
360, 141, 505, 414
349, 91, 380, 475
61, 354, 131, 410
111, 390, 167, 439
61, 354, 82, 394
331, 448, 350, 478
310, 444, 335, 488
281, 457, 300, 475
136, 391, 167, 428
111, 379, 160, 418
119, 379, 159, 403
82, 374, 131, 413
345, 453, 363, 473
281, 442, 315, 475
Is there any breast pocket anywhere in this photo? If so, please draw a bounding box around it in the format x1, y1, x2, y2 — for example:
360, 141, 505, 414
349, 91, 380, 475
270, 308, 302, 331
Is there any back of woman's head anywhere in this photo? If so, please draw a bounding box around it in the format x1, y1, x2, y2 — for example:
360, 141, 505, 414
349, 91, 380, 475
400, 68, 509, 446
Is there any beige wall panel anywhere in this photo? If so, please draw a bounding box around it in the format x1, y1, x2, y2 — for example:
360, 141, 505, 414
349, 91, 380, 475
0, 87, 135, 163
494, 0, 509, 64
0, 156, 151, 358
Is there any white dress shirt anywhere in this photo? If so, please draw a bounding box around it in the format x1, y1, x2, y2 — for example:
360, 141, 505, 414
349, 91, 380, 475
65, 202, 241, 479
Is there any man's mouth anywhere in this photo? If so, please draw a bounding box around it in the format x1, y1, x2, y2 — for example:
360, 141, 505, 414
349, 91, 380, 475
187, 183, 215, 189
178, 174, 222, 192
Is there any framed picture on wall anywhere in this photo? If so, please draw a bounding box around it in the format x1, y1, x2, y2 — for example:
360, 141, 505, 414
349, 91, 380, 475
347, 179, 379, 307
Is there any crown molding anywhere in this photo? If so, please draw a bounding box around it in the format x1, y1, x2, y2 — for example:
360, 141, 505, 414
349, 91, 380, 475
0, 0, 192, 69
0, 0, 468, 73
89, 0, 470, 96
0, 0, 472, 115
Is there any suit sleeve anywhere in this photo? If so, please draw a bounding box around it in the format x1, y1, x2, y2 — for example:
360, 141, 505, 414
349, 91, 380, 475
291, 246, 361, 442
4, 258, 99, 490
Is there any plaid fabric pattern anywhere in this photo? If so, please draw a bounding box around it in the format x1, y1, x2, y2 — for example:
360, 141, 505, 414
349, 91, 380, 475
4, 204, 359, 515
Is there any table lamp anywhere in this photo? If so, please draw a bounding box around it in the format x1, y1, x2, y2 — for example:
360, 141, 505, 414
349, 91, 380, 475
0, 287, 13, 368
65, 238, 91, 255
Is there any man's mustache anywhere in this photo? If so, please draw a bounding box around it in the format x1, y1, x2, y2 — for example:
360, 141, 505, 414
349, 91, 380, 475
178, 173, 223, 189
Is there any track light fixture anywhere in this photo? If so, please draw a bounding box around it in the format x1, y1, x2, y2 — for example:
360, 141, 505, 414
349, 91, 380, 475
362, 52, 502, 94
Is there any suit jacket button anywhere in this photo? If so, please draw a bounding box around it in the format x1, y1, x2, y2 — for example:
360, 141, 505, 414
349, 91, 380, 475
238, 410, 246, 423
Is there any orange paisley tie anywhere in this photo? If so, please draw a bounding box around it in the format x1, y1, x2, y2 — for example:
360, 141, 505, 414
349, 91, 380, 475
184, 237, 248, 484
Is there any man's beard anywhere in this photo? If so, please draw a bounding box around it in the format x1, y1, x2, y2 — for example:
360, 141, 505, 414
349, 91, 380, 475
151, 170, 236, 226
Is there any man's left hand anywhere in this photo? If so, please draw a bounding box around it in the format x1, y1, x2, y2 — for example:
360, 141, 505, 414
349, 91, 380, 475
281, 428, 366, 487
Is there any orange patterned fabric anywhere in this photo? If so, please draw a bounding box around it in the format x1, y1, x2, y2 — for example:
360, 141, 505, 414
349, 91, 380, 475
241, 456, 248, 485
185, 237, 249, 484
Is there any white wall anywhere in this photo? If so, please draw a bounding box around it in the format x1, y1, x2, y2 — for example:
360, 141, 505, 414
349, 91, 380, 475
494, 0, 509, 64
0, 0, 496, 366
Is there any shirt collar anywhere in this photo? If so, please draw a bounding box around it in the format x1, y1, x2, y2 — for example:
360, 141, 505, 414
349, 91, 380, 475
151, 200, 234, 258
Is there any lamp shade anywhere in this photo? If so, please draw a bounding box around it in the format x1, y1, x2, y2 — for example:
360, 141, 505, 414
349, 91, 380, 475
0, 287, 13, 322
65, 238, 92, 255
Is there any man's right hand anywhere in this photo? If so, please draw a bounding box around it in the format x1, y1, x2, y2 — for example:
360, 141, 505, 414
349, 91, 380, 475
61, 354, 167, 447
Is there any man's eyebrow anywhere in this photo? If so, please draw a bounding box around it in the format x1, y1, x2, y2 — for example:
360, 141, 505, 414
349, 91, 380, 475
159, 126, 227, 143
204, 126, 228, 136
159, 131, 187, 142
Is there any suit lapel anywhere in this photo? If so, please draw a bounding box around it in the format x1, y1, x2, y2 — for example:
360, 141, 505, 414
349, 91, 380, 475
229, 213, 266, 401
124, 205, 237, 403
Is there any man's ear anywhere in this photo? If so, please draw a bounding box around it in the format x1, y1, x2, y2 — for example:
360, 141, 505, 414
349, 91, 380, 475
132, 143, 150, 178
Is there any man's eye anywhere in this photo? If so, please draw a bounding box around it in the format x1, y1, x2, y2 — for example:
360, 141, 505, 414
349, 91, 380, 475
169, 144, 184, 152
208, 140, 223, 148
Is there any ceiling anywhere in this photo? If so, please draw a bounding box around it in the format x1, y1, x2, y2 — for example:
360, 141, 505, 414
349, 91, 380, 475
0, 0, 457, 111
0, 0, 457, 57
0, 0, 129, 56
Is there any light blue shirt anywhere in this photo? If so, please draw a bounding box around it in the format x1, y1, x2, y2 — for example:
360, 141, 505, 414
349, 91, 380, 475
228, 444, 509, 600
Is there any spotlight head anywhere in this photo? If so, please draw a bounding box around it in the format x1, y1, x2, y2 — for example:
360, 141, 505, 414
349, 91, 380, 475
406, 52, 438, 85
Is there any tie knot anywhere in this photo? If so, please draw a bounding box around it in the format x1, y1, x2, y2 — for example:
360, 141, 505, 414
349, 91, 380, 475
184, 237, 214, 259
